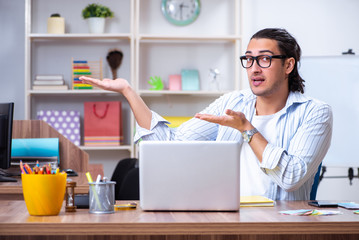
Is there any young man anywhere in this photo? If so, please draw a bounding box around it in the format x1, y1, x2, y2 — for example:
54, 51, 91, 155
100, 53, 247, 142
80, 28, 333, 200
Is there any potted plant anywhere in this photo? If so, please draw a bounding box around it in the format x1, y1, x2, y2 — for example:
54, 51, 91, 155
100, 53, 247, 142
82, 3, 114, 34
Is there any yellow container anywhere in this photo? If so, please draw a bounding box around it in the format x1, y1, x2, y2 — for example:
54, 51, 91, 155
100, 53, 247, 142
22, 173, 67, 216
47, 17, 65, 34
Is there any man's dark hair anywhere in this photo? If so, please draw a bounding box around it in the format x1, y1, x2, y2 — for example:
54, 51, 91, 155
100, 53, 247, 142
251, 28, 305, 93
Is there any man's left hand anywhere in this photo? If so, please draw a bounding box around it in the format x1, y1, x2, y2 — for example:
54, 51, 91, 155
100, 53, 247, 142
195, 109, 252, 132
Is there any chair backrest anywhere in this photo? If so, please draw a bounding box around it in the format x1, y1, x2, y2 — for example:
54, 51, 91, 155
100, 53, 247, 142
118, 167, 139, 200
310, 163, 322, 200
111, 158, 138, 200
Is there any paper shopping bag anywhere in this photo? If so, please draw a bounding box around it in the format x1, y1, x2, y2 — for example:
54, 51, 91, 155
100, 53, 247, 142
84, 101, 123, 146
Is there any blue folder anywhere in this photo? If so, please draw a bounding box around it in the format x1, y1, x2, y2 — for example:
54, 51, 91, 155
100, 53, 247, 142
11, 138, 60, 163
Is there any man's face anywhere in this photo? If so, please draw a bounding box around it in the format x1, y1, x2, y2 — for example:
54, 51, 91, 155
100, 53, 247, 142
245, 38, 291, 98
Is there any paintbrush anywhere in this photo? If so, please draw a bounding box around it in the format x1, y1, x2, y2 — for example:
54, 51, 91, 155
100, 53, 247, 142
106, 49, 123, 79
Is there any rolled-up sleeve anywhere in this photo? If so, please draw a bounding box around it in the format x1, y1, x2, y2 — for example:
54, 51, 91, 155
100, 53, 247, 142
260, 102, 333, 192
134, 111, 171, 142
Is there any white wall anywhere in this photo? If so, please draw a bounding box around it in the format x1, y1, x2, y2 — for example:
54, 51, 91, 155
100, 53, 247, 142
241, 0, 359, 56
240, 0, 359, 200
1, 0, 359, 199
0, 0, 25, 120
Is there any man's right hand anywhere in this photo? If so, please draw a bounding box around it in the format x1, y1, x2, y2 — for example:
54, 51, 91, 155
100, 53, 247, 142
79, 76, 131, 94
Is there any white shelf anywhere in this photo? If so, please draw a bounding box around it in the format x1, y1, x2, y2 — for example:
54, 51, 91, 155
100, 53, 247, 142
139, 90, 230, 97
29, 33, 132, 40
25, 0, 241, 160
138, 34, 241, 42
25, 0, 135, 158
28, 89, 118, 96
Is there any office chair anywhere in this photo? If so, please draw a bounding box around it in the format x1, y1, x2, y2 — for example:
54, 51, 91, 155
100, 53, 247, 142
310, 163, 322, 200
111, 158, 139, 200
118, 167, 139, 200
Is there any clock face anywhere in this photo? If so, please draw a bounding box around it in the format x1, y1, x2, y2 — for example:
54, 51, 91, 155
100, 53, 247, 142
161, 0, 201, 26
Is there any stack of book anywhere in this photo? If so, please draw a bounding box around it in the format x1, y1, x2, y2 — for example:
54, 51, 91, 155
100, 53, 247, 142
32, 75, 68, 90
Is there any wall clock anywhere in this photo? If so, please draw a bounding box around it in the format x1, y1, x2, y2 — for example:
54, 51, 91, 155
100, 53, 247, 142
161, 0, 201, 26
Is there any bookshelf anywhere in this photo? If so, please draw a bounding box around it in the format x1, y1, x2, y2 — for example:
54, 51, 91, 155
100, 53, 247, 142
24, 0, 242, 166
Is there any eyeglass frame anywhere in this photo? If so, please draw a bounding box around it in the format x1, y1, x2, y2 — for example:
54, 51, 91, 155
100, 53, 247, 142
240, 55, 287, 69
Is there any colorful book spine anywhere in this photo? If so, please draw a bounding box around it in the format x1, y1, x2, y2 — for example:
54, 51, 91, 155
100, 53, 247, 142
84, 136, 123, 146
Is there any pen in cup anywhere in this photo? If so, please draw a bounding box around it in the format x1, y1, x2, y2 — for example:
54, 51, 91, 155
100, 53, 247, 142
86, 172, 102, 211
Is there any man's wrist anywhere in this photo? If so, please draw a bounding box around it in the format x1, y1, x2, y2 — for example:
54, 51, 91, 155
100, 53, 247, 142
241, 128, 258, 143
239, 123, 255, 133
121, 84, 133, 96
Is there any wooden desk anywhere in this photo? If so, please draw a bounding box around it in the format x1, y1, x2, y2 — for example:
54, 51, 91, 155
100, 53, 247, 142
0, 200, 358, 240
0, 173, 89, 200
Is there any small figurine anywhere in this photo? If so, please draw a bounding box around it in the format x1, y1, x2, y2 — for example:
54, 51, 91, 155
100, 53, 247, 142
148, 76, 164, 90
209, 68, 220, 91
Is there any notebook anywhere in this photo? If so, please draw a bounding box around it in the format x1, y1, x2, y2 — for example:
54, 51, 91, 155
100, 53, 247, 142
139, 141, 240, 211
240, 195, 275, 207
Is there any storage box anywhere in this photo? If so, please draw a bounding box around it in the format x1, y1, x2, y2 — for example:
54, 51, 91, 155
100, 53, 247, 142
37, 110, 81, 146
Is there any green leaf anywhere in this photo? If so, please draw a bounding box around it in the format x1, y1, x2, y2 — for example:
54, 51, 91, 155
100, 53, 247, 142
82, 3, 114, 19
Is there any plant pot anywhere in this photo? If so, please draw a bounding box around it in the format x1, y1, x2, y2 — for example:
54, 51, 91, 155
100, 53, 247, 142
87, 17, 106, 34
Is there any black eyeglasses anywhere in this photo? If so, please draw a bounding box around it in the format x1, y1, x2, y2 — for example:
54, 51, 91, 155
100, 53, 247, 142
240, 55, 287, 68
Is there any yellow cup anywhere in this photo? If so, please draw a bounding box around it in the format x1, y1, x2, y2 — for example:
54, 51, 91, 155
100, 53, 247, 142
22, 173, 67, 216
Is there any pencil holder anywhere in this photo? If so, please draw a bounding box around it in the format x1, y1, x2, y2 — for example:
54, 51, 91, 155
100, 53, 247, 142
89, 181, 115, 214
22, 173, 67, 216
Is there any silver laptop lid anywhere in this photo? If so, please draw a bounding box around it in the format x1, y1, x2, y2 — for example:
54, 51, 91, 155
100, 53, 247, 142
139, 141, 240, 211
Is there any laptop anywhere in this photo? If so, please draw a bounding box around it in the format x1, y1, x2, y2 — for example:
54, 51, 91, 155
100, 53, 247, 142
139, 141, 240, 211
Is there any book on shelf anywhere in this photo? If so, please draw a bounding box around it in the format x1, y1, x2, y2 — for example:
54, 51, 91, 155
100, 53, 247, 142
32, 84, 68, 90
35, 74, 64, 80
240, 195, 275, 207
33, 79, 65, 85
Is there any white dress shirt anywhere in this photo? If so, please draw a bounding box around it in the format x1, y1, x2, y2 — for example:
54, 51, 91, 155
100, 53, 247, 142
134, 89, 333, 200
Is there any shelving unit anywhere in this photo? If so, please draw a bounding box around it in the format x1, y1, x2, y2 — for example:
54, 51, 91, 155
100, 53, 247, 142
24, 0, 242, 171
24, 0, 135, 165
135, 0, 242, 110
